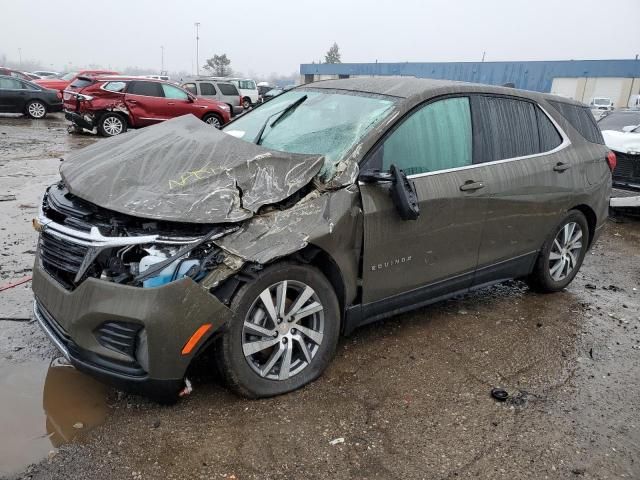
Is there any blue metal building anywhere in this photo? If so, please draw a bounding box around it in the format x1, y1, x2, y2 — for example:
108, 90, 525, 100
299, 60, 640, 93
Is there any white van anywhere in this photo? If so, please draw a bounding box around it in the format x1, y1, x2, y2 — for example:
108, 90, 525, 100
628, 94, 640, 109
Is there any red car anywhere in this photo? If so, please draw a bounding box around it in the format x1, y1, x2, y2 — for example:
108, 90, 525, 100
35, 70, 119, 94
63, 75, 231, 136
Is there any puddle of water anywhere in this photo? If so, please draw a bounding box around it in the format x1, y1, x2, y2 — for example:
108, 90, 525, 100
0, 358, 110, 478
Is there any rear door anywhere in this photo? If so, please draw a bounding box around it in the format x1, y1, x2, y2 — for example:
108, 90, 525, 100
470, 95, 570, 284
124, 81, 166, 126
0, 77, 27, 112
197, 81, 218, 100
359, 96, 493, 306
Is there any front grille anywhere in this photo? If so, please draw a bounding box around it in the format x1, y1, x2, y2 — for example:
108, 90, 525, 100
95, 322, 142, 358
39, 231, 89, 289
613, 152, 640, 183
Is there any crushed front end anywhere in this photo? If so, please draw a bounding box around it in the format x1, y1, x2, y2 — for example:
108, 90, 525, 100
32, 184, 236, 401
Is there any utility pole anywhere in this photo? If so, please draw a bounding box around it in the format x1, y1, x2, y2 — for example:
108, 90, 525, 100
194, 22, 201, 76
160, 45, 165, 74
18, 48, 22, 68
481, 51, 486, 62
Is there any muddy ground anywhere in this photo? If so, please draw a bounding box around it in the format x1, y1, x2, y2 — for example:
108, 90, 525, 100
0, 114, 639, 480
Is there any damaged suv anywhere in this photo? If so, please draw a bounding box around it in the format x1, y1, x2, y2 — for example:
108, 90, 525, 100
33, 78, 612, 402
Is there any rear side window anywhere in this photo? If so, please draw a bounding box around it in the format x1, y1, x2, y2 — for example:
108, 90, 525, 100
471, 96, 540, 163
199, 82, 216, 95
217, 83, 239, 96
128, 81, 164, 97
536, 108, 563, 151
0, 78, 23, 89
70, 78, 93, 89
377, 97, 473, 175
103, 81, 127, 93
548, 101, 604, 144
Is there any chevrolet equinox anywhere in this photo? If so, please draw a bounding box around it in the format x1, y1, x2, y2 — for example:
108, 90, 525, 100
32, 78, 613, 402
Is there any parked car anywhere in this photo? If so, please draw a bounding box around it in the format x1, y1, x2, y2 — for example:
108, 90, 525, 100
0, 75, 62, 118
33, 78, 611, 403
598, 109, 640, 210
0, 67, 32, 81
257, 81, 272, 99
63, 75, 230, 136
261, 88, 283, 102
590, 97, 614, 111
218, 77, 259, 108
181, 79, 243, 116
32, 70, 60, 78
35, 70, 119, 94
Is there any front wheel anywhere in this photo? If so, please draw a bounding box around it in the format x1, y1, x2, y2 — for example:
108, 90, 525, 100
97, 113, 127, 137
202, 113, 222, 128
215, 262, 340, 398
527, 210, 589, 293
26, 100, 47, 119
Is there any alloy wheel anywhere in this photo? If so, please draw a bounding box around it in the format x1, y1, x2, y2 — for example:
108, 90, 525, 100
549, 221, 583, 281
28, 102, 46, 118
205, 116, 221, 128
103, 116, 124, 136
242, 280, 325, 381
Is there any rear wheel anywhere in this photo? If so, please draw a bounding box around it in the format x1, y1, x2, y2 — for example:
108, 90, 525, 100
26, 100, 47, 119
242, 97, 251, 109
215, 262, 340, 398
202, 113, 222, 128
97, 113, 126, 137
527, 210, 589, 293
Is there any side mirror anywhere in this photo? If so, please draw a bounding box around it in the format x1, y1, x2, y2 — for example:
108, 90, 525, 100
359, 165, 419, 220
187, 94, 195, 102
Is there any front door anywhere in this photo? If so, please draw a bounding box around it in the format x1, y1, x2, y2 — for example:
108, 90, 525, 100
157, 83, 197, 119
359, 96, 491, 306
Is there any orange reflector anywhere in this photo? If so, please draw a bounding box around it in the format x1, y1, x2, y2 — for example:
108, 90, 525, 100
181, 324, 213, 355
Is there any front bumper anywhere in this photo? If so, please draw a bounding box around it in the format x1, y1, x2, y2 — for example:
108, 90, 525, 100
32, 261, 232, 399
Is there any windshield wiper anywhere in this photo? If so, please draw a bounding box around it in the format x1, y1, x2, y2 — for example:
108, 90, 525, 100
253, 95, 308, 145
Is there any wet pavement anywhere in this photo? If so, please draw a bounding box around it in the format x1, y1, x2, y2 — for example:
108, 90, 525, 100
1, 114, 639, 479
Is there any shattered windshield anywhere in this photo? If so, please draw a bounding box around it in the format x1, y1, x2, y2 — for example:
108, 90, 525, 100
224, 89, 397, 167
598, 112, 640, 132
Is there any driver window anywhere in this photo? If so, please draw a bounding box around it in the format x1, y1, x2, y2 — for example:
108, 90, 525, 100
379, 97, 472, 175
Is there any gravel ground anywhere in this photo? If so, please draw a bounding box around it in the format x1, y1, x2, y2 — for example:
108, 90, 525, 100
0, 114, 638, 480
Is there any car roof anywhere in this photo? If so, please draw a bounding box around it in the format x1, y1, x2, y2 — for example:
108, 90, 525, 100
189, 78, 236, 84
86, 75, 171, 82
303, 77, 586, 107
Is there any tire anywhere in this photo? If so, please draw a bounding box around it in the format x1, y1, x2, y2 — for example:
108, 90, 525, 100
215, 262, 340, 398
97, 112, 127, 137
202, 113, 222, 129
242, 97, 251, 109
25, 100, 47, 119
527, 210, 590, 293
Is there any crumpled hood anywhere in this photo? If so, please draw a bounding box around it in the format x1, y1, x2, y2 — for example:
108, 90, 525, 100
60, 115, 325, 223
602, 130, 640, 155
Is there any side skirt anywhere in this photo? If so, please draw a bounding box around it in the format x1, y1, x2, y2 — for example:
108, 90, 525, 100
343, 251, 537, 336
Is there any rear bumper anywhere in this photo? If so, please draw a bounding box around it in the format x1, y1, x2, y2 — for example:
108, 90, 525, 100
610, 186, 640, 208
65, 110, 94, 130
48, 102, 63, 113
32, 260, 232, 400
232, 105, 244, 116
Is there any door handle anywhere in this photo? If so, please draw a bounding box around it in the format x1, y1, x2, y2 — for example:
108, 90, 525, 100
127, 99, 137, 103
459, 180, 485, 191
167, 102, 175, 105
553, 162, 571, 172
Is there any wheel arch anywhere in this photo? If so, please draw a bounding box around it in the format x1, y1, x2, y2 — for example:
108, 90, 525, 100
99, 109, 130, 126
569, 204, 597, 248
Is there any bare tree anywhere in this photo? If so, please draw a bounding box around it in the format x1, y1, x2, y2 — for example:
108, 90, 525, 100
203, 54, 232, 76
324, 42, 341, 64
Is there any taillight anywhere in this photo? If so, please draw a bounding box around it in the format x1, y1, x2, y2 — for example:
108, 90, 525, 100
57, 91, 62, 99
606, 151, 617, 172
240, 96, 243, 108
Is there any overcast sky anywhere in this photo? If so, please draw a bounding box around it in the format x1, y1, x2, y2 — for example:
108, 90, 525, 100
1, 0, 639, 78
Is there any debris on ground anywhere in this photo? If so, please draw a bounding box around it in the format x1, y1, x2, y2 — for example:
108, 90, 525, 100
0, 194, 16, 202
490, 388, 509, 401
329, 437, 345, 445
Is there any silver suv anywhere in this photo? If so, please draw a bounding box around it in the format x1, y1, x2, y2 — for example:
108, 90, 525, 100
182, 79, 243, 116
